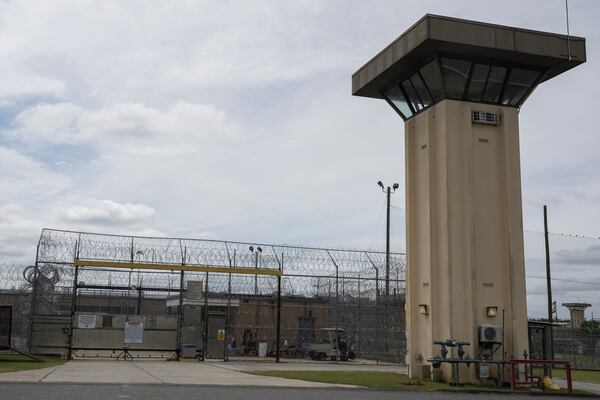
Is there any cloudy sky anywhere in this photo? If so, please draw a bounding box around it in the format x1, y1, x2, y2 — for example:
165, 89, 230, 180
0, 0, 599, 318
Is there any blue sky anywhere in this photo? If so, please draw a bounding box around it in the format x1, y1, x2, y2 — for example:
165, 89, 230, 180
0, 0, 599, 319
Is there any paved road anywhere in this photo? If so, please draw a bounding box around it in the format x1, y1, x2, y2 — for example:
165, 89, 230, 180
0, 383, 575, 400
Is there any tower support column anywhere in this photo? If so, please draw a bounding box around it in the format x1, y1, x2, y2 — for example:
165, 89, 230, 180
405, 100, 528, 382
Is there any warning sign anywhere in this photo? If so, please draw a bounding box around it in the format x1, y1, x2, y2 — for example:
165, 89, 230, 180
124, 321, 144, 344
217, 329, 225, 341
78, 314, 97, 329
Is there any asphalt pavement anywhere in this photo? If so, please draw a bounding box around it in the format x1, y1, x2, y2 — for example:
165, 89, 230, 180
0, 383, 576, 400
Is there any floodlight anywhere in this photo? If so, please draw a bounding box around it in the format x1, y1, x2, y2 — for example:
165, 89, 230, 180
486, 306, 498, 317
249, 246, 254, 252
257, 247, 262, 253
377, 181, 384, 188
393, 183, 399, 190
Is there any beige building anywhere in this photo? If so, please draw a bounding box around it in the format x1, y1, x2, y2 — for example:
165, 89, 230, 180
353, 15, 586, 383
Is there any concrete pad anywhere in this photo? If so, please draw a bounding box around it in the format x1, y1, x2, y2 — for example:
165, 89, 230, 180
138, 361, 354, 387
215, 360, 407, 373
42, 361, 161, 384
555, 378, 600, 396
0, 366, 58, 382
0, 360, 358, 387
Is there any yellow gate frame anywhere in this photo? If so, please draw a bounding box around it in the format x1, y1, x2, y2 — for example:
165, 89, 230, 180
73, 259, 282, 276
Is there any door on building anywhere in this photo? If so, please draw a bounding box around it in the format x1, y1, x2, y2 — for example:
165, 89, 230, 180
206, 314, 226, 359
298, 316, 315, 348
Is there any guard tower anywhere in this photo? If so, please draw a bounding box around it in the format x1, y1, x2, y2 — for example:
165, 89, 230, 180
352, 15, 585, 383
563, 303, 591, 328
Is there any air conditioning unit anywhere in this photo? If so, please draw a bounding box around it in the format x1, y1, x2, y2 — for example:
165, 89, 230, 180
479, 325, 503, 344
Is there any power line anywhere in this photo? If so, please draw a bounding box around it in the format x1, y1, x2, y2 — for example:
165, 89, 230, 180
368, 196, 387, 250
527, 274, 600, 287
524, 230, 600, 240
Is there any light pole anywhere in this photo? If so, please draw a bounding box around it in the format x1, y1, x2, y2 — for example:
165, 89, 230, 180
377, 181, 399, 298
249, 246, 262, 354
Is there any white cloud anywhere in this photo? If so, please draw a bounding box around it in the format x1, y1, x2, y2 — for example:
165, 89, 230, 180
63, 200, 155, 225
8, 101, 237, 147
0, 146, 70, 201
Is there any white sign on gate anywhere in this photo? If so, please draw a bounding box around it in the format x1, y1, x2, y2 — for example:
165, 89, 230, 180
78, 314, 97, 329
124, 321, 144, 344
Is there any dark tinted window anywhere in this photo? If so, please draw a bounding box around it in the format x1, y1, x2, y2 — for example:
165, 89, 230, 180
466, 64, 490, 102
482, 66, 507, 103
401, 80, 422, 111
383, 86, 412, 119
420, 60, 443, 101
410, 73, 433, 107
501, 68, 540, 106
441, 58, 471, 98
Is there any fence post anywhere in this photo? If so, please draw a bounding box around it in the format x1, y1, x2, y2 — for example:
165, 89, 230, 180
326, 250, 340, 362
357, 276, 361, 356
27, 242, 41, 354
364, 252, 381, 365
67, 239, 80, 360
203, 271, 209, 360
176, 270, 184, 360
276, 252, 282, 363
225, 247, 234, 362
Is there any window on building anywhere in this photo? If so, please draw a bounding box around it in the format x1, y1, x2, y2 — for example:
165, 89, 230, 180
410, 73, 433, 107
501, 68, 540, 106
383, 86, 413, 119
441, 58, 471, 98
482, 66, 507, 103
466, 64, 490, 102
420, 60, 444, 101
401, 80, 423, 111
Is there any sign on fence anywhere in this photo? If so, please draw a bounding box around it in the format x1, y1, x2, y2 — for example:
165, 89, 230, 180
0, 305, 12, 350
78, 315, 97, 329
124, 321, 144, 344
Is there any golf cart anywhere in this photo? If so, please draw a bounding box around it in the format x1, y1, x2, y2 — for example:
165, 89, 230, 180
307, 328, 356, 361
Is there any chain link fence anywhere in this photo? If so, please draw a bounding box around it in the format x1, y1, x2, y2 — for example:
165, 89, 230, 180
0, 263, 34, 352
2, 228, 406, 363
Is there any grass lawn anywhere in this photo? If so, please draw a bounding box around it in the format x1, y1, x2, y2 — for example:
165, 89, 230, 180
0, 354, 66, 373
248, 370, 582, 395
552, 368, 600, 384
248, 370, 442, 390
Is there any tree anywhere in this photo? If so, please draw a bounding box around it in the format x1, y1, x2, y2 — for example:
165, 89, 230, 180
579, 320, 600, 335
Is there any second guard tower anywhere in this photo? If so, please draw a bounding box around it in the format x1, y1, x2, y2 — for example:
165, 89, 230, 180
352, 15, 585, 382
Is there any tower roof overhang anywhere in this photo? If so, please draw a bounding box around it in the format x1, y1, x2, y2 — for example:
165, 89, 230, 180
352, 14, 586, 100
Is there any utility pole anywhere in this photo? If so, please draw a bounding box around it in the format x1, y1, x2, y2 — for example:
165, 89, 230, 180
544, 205, 554, 361
544, 205, 553, 322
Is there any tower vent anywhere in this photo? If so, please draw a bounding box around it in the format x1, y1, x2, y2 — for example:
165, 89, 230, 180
472, 111, 499, 125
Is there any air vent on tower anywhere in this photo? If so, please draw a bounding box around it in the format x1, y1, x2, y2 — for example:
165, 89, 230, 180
472, 111, 499, 125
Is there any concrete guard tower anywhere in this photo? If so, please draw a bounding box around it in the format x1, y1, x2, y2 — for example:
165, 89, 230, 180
352, 15, 585, 382
563, 303, 591, 328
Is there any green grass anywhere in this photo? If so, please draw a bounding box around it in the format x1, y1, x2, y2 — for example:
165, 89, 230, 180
0, 354, 66, 373
248, 370, 583, 394
552, 368, 600, 384
249, 370, 442, 390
